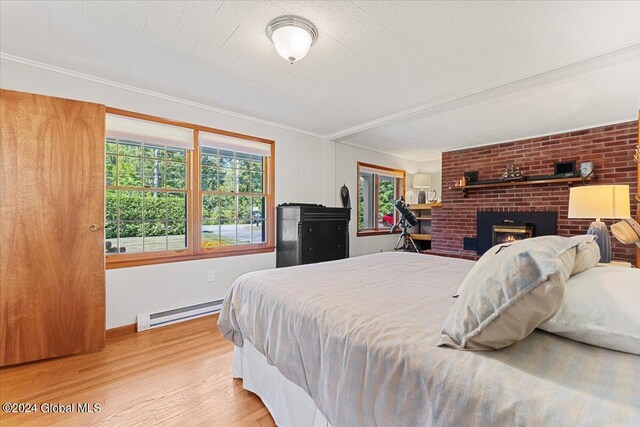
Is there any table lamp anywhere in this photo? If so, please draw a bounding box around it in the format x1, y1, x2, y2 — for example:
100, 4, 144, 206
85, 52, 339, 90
568, 185, 631, 263
413, 174, 431, 204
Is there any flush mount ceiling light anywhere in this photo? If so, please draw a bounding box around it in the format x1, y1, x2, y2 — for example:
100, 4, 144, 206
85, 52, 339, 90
266, 15, 318, 64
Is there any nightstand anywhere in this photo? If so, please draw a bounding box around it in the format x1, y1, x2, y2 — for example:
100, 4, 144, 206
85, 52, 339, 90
596, 261, 634, 268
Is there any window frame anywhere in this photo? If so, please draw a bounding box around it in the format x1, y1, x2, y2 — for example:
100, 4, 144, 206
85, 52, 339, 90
356, 162, 406, 237
105, 107, 275, 269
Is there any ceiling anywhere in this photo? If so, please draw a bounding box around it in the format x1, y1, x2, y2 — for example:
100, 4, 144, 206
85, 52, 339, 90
1, 1, 639, 161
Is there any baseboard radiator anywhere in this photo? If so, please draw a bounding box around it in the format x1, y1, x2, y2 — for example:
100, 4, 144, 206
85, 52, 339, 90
137, 299, 223, 332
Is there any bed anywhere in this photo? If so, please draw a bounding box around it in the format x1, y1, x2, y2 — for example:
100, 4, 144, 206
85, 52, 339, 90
218, 252, 640, 427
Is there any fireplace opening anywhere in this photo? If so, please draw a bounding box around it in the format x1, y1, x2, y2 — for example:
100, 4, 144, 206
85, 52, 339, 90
476, 212, 556, 255
492, 223, 534, 245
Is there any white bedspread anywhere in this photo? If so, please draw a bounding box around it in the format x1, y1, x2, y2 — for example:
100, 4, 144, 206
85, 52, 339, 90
218, 252, 640, 427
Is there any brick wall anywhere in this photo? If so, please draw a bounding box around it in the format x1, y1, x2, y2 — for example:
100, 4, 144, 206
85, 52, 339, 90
431, 121, 639, 264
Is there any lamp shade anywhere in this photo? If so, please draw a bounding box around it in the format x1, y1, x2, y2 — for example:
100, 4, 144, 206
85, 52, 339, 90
568, 185, 631, 220
413, 173, 432, 188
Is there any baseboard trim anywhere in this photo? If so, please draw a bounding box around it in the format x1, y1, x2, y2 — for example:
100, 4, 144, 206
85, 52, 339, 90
106, 313, 220, 339
106, 323, 137, 339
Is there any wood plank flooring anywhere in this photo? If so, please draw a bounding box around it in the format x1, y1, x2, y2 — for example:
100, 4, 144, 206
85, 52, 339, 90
0, 315, 275, 427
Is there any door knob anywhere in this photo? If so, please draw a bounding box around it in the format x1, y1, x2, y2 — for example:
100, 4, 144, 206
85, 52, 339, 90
89, 224, 101, 232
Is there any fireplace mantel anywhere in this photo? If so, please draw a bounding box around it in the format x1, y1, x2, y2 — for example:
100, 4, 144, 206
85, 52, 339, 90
450, 176, 595, 198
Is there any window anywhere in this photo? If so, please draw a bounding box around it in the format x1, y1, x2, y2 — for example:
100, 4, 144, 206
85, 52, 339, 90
199, 131, 270, 249
357, 162, 405, 236
105, 138, 188, 254
105, 109, 274, 268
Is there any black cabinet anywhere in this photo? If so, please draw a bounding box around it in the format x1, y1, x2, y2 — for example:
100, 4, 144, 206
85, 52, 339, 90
276, 203, 350, 268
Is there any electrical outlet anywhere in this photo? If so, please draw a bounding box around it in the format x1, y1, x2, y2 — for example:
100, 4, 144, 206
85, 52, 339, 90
207, 269, 215, 282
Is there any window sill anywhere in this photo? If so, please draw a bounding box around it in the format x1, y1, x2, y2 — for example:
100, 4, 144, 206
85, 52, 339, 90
356, 229, 400, 237
106, 245, 275, 269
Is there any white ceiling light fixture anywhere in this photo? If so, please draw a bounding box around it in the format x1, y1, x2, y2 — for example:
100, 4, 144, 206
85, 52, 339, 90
266, 15, 318, 64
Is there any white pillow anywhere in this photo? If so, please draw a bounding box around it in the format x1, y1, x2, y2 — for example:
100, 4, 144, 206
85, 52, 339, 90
539, 267, 640, 355
439, 235, 592, 351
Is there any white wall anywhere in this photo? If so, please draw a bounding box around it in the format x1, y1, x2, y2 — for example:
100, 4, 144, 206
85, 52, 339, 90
1, 59, 441, 327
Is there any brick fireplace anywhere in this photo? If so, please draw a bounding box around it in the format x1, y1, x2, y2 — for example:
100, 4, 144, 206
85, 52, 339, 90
430, 121, 639, 264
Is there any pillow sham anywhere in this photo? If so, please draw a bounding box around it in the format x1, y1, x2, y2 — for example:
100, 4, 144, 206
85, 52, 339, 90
454, 235, 596, 297
539, 267, 640, 355
438, 235, 593, 351
572, 238, 600, 276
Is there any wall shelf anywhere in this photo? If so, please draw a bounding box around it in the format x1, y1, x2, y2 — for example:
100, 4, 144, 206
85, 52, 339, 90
412, 234, 432, 241
407, 202, 442, 209
450, 176, 595, 198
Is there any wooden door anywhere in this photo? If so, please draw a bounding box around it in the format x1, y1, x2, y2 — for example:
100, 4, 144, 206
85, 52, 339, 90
0, 90, 106, 366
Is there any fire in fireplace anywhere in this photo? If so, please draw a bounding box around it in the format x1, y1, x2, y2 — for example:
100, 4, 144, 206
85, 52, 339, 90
477, 212, 556, 255
492, 223, 534, 245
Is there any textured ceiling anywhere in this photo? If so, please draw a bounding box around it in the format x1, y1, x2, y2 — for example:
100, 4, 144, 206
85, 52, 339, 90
1, 1, 639, 160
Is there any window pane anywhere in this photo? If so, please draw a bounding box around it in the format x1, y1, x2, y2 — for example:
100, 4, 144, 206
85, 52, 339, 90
251, 220, 266, 243
238, 169, 250, 193
167, 192, 187, 220
236, 218, 251, 244
166, 161, 186, 189
167, 221, 187, 250
106, 155, 117, 185
105, 222, 118, 254
202, 219, 221, 248
250, 172, 263, 193
201, 153, 218, 167
202, 195, 220, 220
118, 222, 143, 253
143, 191, 166, 221
219, 218, 236, 245
106, 189, 118, 221
106, 139, 117, 154
143, 222, 167, 252
118, 156, 142, 187
238, 196, 251, 220
358, 172, 375, 230
166, 147, 185, 162
220, 195, 235, 219
143, 159, 165, 188
250, 156, 263, 172
201, 146, 217, 155
201, 166, 218, 191
119, 190, 143, 221
144, 144, 165, 159
119, 140, 143, 157
251, 196, 266, 243
219, 168, 235, 193
219, 150, 234, 168
236, 152, 250, 170
378, 176, 395, 228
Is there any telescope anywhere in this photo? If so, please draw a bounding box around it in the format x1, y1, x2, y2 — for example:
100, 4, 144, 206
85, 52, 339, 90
391, 197, 419, 252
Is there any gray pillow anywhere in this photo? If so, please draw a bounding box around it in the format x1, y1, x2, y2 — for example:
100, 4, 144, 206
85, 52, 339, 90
438, 235, 593, 351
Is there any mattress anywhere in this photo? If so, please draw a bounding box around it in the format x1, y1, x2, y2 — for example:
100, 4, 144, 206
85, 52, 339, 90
218, 252, 640, 426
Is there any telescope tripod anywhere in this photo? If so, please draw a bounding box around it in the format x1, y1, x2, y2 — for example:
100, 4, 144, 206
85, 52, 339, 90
393, 218, 419, 253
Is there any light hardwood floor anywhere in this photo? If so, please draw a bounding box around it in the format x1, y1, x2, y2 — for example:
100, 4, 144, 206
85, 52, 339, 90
0, 315, 275, 426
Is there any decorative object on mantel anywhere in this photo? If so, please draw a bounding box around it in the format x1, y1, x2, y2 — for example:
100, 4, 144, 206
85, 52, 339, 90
500, 164, 525, 181
554, 160, 580, 178
453, 175, 468, 188
568, 185, 631, 263
580, 161, 594, 178
464, 171, 478, 183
